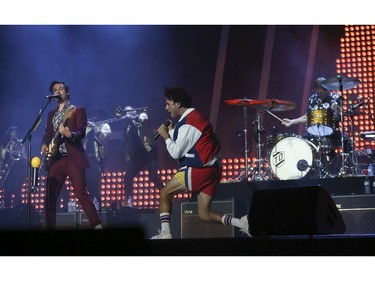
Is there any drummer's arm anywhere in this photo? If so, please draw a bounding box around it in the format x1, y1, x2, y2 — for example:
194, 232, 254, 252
282, 114, 307, 128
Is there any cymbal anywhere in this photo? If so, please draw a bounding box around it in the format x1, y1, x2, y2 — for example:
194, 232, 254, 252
225, 98, 296, 111
224, 98, 256, 106
321, 76, 361, 91
262, 99, 297, 111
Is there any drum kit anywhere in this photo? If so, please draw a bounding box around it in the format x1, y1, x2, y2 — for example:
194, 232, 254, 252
225, 75, 368, 182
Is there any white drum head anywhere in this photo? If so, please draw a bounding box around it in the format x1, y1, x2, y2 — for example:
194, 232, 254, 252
269, 137, 315, 180
307, 125, 333, 136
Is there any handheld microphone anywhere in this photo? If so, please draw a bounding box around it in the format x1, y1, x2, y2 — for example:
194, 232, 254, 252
153, 119, 172, 141
31, 156, 41, 192
45, 94, 62, 101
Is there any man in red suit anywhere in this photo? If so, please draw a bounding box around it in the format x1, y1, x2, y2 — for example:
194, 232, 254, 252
41, 80, 102, 230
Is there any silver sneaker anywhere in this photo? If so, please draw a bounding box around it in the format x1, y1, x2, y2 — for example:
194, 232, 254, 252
150, 229, 173, 239
239, 215, 251, 237
94, 224, 103, 230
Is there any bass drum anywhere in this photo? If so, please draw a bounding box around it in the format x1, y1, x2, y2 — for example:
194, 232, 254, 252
269, 136, 318, 180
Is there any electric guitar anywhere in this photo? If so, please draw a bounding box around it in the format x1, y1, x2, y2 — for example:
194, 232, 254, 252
42, 106, 76, 171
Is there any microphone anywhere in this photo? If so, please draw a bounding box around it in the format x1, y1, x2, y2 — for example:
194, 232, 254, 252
153, 119, 172, 141
351, 97, 369, 110
352, 101, 365, 110
45, 94, 62, 101
31, 156, 41, 192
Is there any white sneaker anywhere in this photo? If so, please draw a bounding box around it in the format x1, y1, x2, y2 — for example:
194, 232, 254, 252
94, 224, 103, 230
239, 215, 251, 237
150, 229, 173, 239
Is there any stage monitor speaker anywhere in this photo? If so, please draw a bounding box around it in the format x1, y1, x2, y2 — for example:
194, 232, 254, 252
36, 212, 78, 229
333, 194, 375, 234
181, 200, 234, 238
248, 186, 346, 236
36, 212, 108, 230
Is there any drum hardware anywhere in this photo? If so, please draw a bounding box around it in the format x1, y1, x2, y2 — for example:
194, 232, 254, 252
225, 98, 296, 181
346, 110, 362, 175
269, 136, 320, 180
360, 131, 375, 141
322, 75, 362, 176
296, 159, 336, 179
320, 75, 361, 91
307, 108, 334, 136
224, 98, 253, 180
225, 98, 296, 112
344, 110, 365, 117
257, 99, 337, 179
249, 112, 274, 181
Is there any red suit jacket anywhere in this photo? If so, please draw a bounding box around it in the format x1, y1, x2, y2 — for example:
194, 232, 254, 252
42, 106, 90, 169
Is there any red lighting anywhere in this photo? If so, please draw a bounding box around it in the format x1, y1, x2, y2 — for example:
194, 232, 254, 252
339, 25, 375, 151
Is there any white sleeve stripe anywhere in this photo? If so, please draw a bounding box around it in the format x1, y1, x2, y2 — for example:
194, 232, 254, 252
166, 124, 201, 160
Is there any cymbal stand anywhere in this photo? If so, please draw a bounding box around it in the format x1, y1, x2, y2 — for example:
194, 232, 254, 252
347, 112, 361, 174
336, 87, 361, 176
248, 112, 274, 181
243, 106, 250, 179
234, 106, 251, 181
231, 105, 251, 182
255, 113, 262, 161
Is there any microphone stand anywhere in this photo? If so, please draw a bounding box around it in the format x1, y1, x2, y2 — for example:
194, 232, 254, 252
93, 136, 104, 219
21, 98, 51, 230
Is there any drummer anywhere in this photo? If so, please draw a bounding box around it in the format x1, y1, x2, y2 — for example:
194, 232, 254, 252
281, 77, 343, 158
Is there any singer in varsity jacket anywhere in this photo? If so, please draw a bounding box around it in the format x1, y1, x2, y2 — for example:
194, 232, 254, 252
150, 87, 251, 239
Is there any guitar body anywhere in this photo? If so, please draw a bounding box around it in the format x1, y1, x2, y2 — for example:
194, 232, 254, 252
42, 136, 61, 171
42, 107, 76, 171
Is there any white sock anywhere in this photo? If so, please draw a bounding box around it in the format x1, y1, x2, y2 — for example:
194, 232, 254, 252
221, 215, 241, 228
160, 212, 171, 233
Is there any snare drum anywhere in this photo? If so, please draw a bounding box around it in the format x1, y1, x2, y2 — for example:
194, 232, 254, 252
307, 109, 333, 136
269, 136, 318, 180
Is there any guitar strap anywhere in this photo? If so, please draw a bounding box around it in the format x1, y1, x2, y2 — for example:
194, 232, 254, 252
54, 104, 76, 133
63, 104, 76, 119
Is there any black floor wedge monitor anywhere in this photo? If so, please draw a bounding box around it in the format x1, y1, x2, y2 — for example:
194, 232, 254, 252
248, 186, 346, 236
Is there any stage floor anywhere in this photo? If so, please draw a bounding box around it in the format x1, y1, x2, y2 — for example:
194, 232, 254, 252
1, 228, 375, 255
1, 176, 375, 255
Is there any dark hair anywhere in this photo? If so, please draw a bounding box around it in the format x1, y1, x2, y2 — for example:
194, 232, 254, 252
313, 77, 327, 90
6, 126, 18, 133
164, 87, 192, 108
48, 80, 70, 94
1, 126, 18, 146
